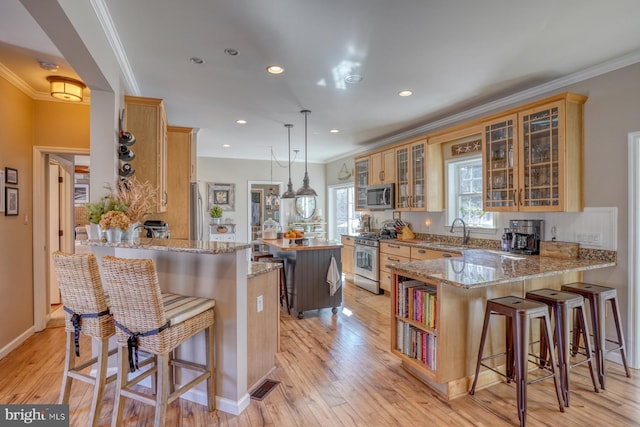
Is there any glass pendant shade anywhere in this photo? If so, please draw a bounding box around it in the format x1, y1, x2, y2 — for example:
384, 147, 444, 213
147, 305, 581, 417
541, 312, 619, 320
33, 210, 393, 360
295, 109, 317, 197
281, 124, 296, 199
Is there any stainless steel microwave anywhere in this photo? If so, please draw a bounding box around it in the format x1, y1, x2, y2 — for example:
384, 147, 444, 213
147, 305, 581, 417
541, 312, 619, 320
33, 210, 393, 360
365, 184, 395, 210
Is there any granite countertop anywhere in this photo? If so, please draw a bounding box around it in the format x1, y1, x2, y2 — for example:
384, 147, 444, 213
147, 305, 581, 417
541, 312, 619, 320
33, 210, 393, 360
390, 248, 616, 288
82, 238, 252, 254
248, 261, 282, 278
258, 238, 342, 251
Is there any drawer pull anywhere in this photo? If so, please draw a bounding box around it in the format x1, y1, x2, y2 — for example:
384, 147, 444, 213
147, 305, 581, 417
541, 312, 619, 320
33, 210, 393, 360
442, 253, 453, 258
389, 257, 400, 262
389, 244, 400, 248
417, 249, 426, 254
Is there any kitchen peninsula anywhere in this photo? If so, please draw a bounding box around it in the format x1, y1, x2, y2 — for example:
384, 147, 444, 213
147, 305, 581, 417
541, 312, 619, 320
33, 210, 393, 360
388, 246, 616, 399
84, 238, 270, 416
259, 238, 343, 319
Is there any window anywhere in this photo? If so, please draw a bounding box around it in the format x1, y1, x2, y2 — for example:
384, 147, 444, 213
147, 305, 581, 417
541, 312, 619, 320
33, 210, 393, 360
446, 156, 495, 229
328, 184, 361, 240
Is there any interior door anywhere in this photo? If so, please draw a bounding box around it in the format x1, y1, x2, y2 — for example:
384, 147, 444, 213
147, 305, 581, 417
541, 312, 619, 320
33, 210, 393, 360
48, 162, 61, 304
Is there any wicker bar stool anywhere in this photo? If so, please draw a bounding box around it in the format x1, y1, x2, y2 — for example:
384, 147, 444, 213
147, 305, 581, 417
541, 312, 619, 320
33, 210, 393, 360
262, 257, 290, 314
470, 296, 564, 427
561, 282, 631, 389
525, 288, 599, 406
101, 256, 216, 427
51, 252, 116, 427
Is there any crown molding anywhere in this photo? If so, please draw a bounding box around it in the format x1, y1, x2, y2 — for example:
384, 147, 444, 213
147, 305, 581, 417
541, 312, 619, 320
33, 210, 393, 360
91, 0, 140, 96
0, 62, 37, 98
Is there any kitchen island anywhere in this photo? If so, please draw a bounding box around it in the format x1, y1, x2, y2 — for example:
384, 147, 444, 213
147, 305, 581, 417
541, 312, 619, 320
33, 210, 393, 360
84, 238, 270, 416
388, 248, 616, 399
259, 238, 343, 318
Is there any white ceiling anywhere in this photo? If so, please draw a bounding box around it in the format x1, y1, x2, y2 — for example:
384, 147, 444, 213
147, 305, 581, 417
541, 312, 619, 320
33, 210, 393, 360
2, 0, 640, 164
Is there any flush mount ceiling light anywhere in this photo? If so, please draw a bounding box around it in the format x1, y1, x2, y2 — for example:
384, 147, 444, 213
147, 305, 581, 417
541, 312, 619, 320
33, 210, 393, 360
399, 90, 413, 97
330, 129, 340, 133
266, 65, 284, 75
295, 109, 317, 198
282, 124, 296, 199
46, 76, 86, 102
189, 57, 205, 64
224, 48, 238, 56
236, 119, 247, 124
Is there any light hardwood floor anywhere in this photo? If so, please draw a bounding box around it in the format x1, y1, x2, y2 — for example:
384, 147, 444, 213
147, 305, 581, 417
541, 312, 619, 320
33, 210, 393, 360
0, 280, 638, 426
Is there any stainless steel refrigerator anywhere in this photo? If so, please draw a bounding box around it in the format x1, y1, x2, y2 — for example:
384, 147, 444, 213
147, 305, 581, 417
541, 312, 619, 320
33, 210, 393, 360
189, 182, 204, 240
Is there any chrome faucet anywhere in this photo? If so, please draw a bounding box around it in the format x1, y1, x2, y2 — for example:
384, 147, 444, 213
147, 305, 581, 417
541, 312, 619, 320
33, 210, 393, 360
450, 217, 470, 245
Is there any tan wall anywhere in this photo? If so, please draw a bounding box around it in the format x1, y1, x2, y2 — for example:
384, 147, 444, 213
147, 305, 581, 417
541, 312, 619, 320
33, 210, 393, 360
33, 101, 90, 148
0, 77, 90, 351
0, 78, 36, 347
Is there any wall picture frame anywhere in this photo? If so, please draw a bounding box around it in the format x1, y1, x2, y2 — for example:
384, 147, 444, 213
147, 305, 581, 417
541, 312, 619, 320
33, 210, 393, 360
5, 187, 18, 216
74, 184, 89, 204
0, 170, 4, 213
5, 167, 18, 185
206, 182, 235, 211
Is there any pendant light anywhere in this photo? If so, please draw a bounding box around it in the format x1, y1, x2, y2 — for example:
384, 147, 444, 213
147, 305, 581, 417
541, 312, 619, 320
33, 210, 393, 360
281, 124, 296, 199
295, 109, 317, 197
269, 147, 279, 198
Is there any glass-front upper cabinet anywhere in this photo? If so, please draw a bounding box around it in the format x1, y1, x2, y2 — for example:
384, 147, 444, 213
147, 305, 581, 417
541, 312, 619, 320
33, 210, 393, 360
355, 157, 369, 210
483, 114, 517, 211
519, 102, 562, 210
396, 139, 427, 211
410, 142, 426, 210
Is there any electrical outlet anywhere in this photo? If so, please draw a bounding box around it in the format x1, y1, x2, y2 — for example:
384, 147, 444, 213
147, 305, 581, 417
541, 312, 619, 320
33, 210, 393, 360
576, 232, 603, 247
257, 295, 263, 312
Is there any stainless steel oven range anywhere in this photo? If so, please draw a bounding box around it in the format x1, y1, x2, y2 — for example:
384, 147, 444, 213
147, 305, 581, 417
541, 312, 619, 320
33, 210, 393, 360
354, 234, 384, 295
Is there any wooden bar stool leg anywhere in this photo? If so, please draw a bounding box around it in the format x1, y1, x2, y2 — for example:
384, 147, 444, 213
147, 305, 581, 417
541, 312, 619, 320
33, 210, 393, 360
59, 332, 75, 405
88, 339, 110, 427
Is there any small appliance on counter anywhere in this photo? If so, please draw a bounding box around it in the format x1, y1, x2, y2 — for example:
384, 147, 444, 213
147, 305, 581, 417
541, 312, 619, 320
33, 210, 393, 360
508, 219, 543, 254
143, 220, 170, 238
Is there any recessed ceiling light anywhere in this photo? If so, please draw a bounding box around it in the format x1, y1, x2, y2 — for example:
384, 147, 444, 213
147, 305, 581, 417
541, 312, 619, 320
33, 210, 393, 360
399, 90, 413, 97
330, 129, 339, 133
223, 144, 231, 148
224, 48, 238, 56
266, 65, 284, 75
190, 57, 205, 65
345, 74, 363, 84
236, 119, 247, 124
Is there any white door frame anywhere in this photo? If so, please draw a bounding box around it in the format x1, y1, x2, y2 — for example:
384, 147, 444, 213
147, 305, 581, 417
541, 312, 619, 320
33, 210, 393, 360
627, 131, 640, 368
33, 146, 89, 331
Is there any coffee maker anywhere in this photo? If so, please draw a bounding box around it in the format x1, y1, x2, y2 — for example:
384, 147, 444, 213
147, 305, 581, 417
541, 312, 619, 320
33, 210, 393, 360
508, 219, 543, 255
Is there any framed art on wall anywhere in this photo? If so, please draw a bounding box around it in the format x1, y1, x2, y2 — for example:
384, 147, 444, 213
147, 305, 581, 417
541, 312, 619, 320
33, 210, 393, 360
74, 184, 89, 204
5, 187, 18, 216
206, 182, 235, 211
5, 167, 17, 185
0, 170, 4, 213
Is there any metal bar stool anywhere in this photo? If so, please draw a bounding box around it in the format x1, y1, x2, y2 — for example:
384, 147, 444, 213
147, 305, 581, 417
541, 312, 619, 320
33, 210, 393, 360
561, 282, 631, 389
470, 296, 564, 427
262, 257, 290, 314
52, 252, 117, 427
525, 288, 599, 406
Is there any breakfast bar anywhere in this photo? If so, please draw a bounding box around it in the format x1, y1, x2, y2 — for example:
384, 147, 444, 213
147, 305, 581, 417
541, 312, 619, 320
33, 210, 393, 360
259, 238, 343, 318
85, 238, 261, 416
388, 247, 617, 399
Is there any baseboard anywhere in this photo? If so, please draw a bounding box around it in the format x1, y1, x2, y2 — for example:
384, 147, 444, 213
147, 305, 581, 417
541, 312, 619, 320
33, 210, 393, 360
0, 327, 35, 360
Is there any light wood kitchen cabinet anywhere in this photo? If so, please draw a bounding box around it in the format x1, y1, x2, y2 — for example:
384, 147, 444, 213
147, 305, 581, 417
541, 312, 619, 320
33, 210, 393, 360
379, 241, 410, 293
341, 235, 355, 280
483, 93, 586, 212
355, 156, 369, 210
410, 247, 461, 260
396, 139, 443, 212
124, 96, 168, 213
369, 148, 396, 185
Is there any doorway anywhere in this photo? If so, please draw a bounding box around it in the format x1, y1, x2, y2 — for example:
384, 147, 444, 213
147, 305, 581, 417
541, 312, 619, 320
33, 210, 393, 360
33, 146, 89, 332
247, 181, 282, 243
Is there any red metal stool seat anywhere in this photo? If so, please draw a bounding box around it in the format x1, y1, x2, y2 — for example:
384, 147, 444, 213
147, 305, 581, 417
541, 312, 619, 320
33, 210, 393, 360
561, 282, 630, 389
470, 296, 564, 427
525, 288, 599, 406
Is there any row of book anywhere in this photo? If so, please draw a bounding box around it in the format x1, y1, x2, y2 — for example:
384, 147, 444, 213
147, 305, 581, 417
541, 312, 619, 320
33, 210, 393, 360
396, 320, 437, 370
396, 279, 437, 328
